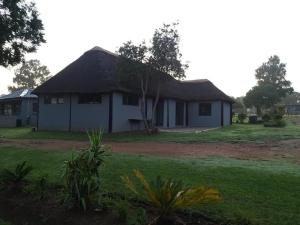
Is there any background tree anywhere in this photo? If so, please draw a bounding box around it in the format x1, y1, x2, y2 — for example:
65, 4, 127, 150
244, 84, 280, 115
282, 91, 300, 105
0, 0, 45, 67
117, 41, 150, 131
232, 97, 246, 114
8, 59, 51, 92
255, 55, 293, 98
149, 22, 188, 127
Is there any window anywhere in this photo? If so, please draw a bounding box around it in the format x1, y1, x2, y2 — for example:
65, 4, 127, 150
122, 94, 139, 106
0, 104, 4, 115
44, 95, 64, 104
78, 94, 102, 104
199, 103, 211, 116
33, 103, 38, 113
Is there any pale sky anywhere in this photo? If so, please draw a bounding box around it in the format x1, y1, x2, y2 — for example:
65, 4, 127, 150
1, 0, 299, 97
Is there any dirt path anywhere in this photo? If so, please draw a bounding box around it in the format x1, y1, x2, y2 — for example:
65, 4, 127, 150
1, 138, 300, 162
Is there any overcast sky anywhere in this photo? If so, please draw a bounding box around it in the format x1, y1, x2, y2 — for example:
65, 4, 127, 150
1, 0, 299, 96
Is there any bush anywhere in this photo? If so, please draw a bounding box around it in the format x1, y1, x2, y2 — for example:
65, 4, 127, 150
248, 115, 257, 124
237, 113, 247, 123
264, 119, 286, 127
62, 130, 109, 211
0, 161, 33, 193
262, 113, 271, 122
122, 170, 221, 224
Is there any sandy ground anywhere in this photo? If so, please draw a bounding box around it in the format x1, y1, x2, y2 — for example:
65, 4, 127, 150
1, 138, 300, 162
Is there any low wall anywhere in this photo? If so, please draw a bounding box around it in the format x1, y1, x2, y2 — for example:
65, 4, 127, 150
0, 116, 18, 127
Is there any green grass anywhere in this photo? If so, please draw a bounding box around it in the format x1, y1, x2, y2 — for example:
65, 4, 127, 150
0, 123, 300, 143
0, 146, 300, 225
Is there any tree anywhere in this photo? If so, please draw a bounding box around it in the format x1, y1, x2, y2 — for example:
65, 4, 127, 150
0, 0, 45, 67
232, 97, 246, 114
149, 22, 188, 128
117, 22, 188, 132
8, 59, 51, 92
117, 41, 150, 131
255, 55, 293, 98
244, 84, 280, 115
282, 92, 300, 105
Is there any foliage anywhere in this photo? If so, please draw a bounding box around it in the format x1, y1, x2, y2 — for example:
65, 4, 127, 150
262, 113, 271, 122
282, 91, 300, 105
35, 174, 48, 200
0, 0, 45, 67
244, 84, 280, 113
255, 55, 293, 98
62, 130, 109, 211
117, 41, 150, 131
0, 161, 33, 193
264, 119, 286, 128
237, 113, 247, 123
8, 59, 51, 92
122, 170, 221, 223
117, 22, 188, 131
232, 97, 246, 114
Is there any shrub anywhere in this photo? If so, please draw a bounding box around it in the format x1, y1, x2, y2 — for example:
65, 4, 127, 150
122, 170, 221, 224
0, 161, 33, 193
237, 113, 247, 123
262, 113, 271, 122
62, 130, 109, 211
264, 119, 286, 127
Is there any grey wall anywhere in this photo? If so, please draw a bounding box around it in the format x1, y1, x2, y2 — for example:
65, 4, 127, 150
188, 101, 221, 127
0, 116, 18, 127
70, 94, 109, 132
21, 98, 37, 126
167, 99, 176, 128
223, 102, 231, 126
38, 95, 70, 131
112, 92, 143, 132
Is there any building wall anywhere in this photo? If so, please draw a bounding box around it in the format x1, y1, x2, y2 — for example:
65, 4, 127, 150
38, 95, 70, 131
188, 101, 222, 127
112, 92, 143, 132
0, 116, 18, 127
223, 102, 231, 126
167, 99, 176, 128
21, 98, 37, 126
70, 94, 109, 132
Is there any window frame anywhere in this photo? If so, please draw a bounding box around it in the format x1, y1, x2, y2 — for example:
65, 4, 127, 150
198, 103, 212, 116
44, 95, 64, 105
122, 94, 139, 106
78, 94, 102, 104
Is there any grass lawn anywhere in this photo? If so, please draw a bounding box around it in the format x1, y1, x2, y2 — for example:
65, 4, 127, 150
0, 123, 300, 143
0, 146, 300, 225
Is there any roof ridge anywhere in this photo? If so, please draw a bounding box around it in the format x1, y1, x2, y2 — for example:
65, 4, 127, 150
88, 46, 118, 57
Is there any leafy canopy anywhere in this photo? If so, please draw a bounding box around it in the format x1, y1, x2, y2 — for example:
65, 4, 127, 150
0, 0, 45, 67
244, 84, 280, 109
8, 59, 51, 92
255, 55, 293, 97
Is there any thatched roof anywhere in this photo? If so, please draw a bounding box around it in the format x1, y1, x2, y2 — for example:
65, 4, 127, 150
33, 47, 233, 103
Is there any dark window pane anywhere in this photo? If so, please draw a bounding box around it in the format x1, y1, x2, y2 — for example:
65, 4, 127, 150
44, 95, 64, 104
33, 103, 38, 113
78, 94, 102, 104
199, 103, 212, 116
123, 94, 139, 106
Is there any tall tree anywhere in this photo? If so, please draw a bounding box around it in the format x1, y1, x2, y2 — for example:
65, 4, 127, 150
117, 22, 188, 132
117, 41, 150, 131
0, 0, 45, 67
149, 22, 188, 127
244, 84, 280, 114
8, 59, 51, 92
255, 55, 293, 98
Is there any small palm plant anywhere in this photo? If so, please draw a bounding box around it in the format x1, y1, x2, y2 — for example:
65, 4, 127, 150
62, 130, 109, 211
1, 161, 33, 193
121, 170, 221, 224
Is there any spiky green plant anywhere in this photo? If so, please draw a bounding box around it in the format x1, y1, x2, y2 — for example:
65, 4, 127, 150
1, 161, 33, 193
122, 170, 221, 223
62, 130, 109, 211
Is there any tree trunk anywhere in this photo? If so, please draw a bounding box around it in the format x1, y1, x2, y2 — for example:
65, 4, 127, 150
151, 83, 161, 131
140, 79, 150, 133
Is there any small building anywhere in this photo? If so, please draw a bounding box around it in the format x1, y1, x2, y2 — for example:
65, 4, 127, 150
286, 104, 300, 115
0, 89, 38, 127
33, 47, 234, 133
